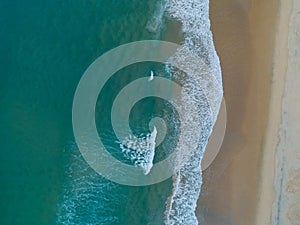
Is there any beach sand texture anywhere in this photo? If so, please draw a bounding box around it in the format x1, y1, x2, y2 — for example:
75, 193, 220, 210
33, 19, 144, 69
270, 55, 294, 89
197, 0, 300, 225
197, 0, 300, 224
264, 0, 300, 224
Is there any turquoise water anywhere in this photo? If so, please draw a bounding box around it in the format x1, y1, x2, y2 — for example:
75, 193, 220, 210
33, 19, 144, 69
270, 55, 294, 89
0, 0, 223, 224
0, 0, 181, 224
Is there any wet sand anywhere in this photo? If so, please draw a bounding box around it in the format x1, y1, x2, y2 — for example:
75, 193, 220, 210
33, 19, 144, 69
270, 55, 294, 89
196, 0, 278, 224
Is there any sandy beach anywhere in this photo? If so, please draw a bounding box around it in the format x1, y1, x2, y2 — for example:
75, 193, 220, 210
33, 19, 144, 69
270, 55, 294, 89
257, 0, 300, 224
196, 0, 300, 224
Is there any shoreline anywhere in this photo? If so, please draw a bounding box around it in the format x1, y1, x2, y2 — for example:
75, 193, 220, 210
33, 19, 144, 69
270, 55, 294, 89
254, 0, 292, 224
197, 0, 279, 224
260, 0, 300, 224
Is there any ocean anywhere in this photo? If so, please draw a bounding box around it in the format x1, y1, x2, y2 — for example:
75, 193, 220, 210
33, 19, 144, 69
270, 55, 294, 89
0, 0, 222, 224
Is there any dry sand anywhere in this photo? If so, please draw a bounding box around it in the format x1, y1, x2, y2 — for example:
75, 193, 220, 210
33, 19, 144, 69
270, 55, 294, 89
196, 0, 280, 224
256, 0, 300, 224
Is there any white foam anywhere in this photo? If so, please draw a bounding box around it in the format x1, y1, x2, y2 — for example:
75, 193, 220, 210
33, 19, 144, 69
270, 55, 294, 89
163, 0, 223, 224
146, 0, 167, 35
149, 70, 154, 81
120, 126, 157, 175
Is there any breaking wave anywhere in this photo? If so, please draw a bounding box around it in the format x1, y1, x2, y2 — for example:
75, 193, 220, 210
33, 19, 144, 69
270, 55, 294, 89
120, 126, 157, 175
163, 0, 223, 224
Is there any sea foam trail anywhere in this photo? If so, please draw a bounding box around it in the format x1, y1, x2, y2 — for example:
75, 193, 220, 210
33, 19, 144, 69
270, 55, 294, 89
164, 0, 223, 224
146, 0, 168, 36
120, 127, 157, 175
